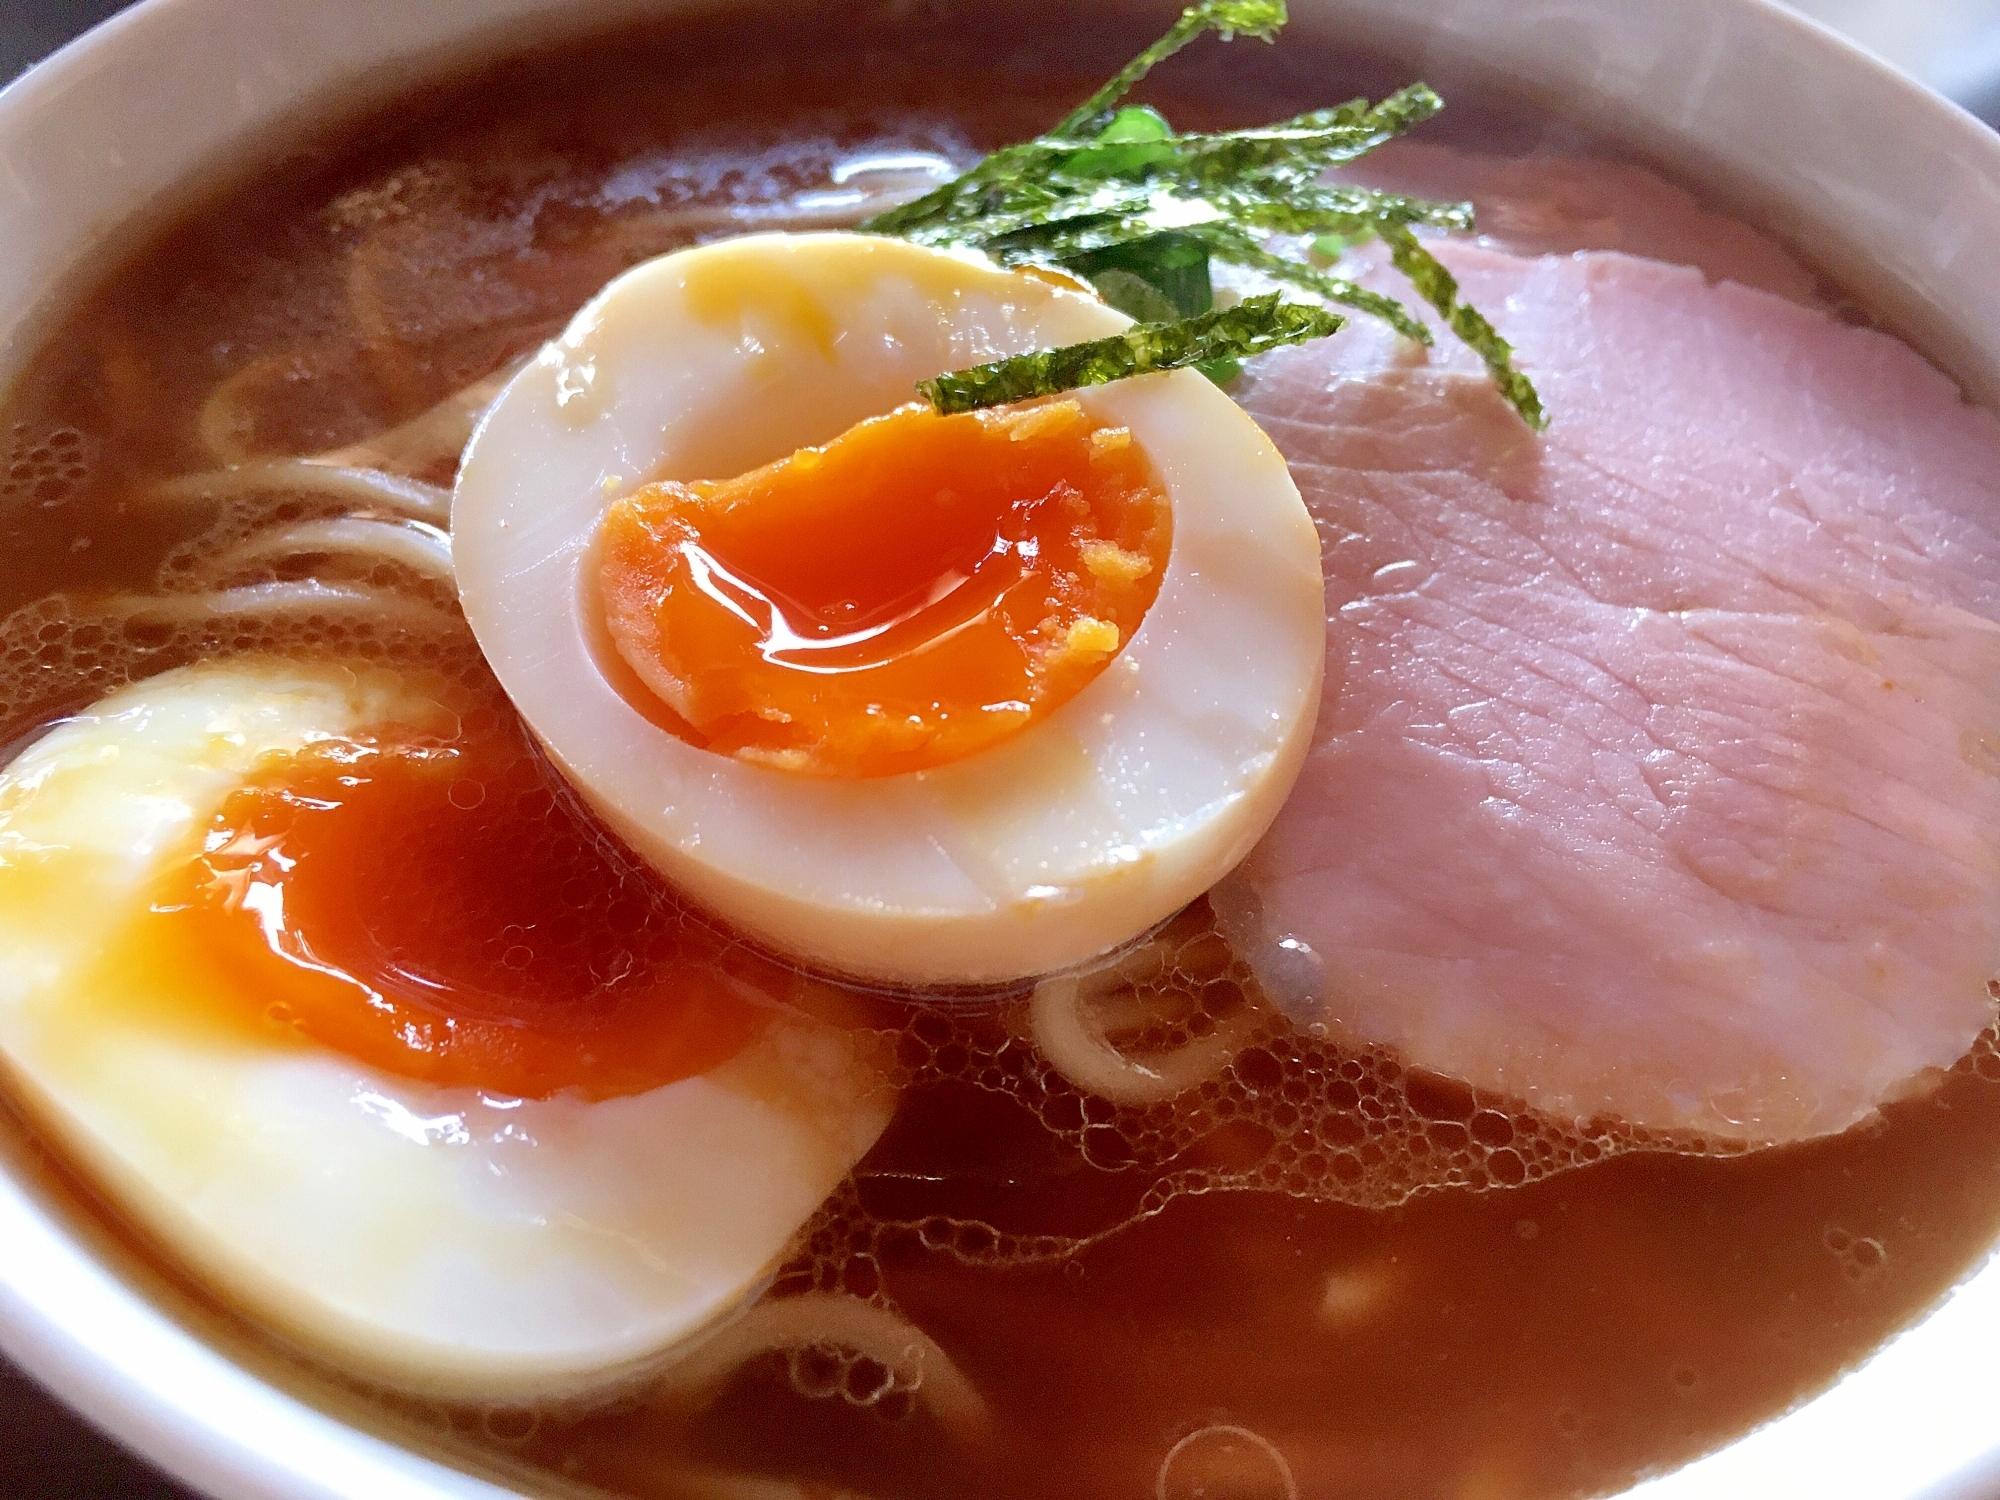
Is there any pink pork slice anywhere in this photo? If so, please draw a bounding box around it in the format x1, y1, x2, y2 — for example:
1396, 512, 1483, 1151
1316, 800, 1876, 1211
1231, 240, 2000, 1144
1334, 141, 1821, 306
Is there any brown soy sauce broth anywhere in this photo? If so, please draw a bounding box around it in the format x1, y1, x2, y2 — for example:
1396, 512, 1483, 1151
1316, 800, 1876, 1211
1, 3, 1998, 1497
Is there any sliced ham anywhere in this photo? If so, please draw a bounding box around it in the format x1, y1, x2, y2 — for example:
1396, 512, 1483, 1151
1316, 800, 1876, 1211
1335, 141, 1822, 305
1230, 240, 2000, 1144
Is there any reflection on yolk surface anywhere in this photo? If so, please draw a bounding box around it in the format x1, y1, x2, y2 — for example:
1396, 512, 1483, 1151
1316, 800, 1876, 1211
126, 726, 777, 1100
596, 398, 1172, 778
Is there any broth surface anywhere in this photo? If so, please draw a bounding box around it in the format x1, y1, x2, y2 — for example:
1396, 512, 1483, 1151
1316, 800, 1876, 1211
1, 5, 1997, 1499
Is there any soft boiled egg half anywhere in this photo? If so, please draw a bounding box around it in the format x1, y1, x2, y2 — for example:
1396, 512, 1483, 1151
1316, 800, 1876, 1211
0, 660, 893, 1399
455, 232, 1326, 986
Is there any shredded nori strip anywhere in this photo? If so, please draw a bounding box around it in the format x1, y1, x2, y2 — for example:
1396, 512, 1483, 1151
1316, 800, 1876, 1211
863, 0, 1546, 428
917, 295, 1341, 415
1049, 0, 1289, 139
1380, 225, 1545, 430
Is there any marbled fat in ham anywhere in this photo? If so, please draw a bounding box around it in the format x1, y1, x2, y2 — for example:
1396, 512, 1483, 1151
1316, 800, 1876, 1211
1229, 197, 2000, 1143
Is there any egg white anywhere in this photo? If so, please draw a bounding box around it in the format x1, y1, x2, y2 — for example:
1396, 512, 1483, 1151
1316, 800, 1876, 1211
0, 660, 893, 1400
454, 231, 1326, 987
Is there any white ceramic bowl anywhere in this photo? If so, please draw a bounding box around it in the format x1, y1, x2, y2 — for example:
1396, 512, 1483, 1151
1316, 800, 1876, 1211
2, 1, 1998, 1497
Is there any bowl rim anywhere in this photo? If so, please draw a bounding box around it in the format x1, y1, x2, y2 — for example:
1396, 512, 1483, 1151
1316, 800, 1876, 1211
2, 1, 1999, 1497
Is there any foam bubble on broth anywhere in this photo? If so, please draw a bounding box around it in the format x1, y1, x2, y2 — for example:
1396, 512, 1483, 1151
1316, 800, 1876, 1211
0, 467, 471, 750
772, 903, 1755, 1306
2, 423, 94, 510
0, 578, 467, 752
478, 1020, 2000, 1470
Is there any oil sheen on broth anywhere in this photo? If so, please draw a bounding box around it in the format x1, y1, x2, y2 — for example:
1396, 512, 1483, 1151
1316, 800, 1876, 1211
1, 5, 1997, 1499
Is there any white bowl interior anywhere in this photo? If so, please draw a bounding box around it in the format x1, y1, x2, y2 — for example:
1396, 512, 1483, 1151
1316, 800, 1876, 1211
1, 1, 1998, 1497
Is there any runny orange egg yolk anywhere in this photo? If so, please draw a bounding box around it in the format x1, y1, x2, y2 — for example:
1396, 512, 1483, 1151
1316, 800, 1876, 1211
127, 725, 789, 1101
596, 397, 1172, 778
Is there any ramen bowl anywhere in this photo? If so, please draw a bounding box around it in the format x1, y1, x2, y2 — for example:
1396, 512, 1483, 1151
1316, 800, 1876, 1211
1, 1, 1998, 1497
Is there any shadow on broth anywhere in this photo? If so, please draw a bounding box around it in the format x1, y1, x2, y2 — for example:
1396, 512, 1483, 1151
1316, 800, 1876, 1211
2, 2, 1999, 1498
